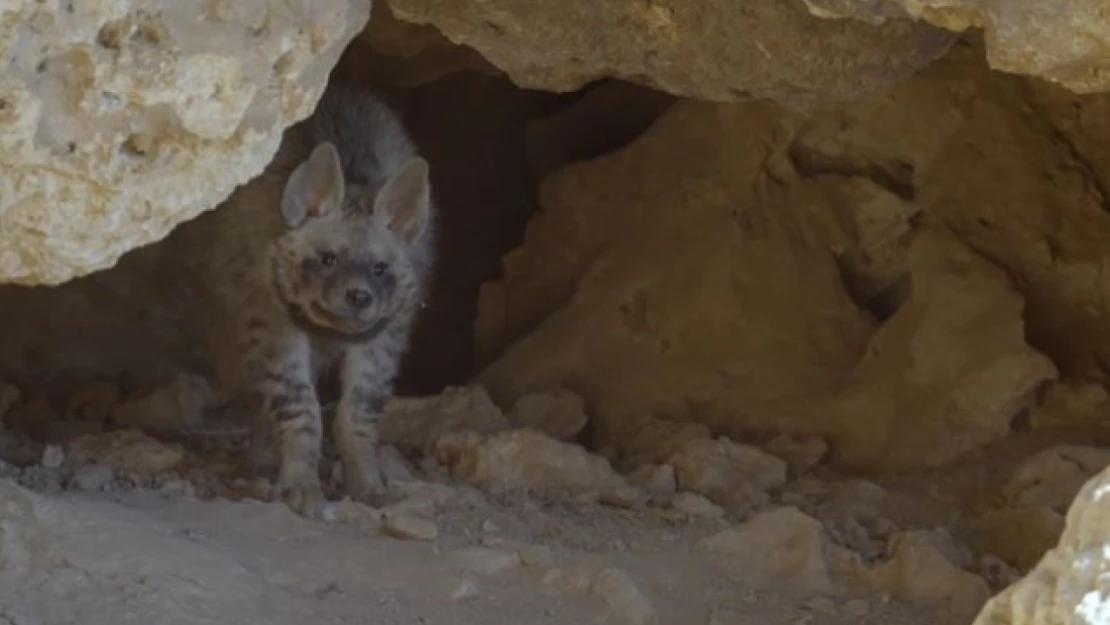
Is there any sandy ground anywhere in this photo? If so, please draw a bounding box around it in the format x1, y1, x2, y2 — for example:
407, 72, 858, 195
0, 382, 1097, 625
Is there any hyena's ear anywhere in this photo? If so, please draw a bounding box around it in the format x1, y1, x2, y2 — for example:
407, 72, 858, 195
281, 142, 345, 228
374, 157, 431, 244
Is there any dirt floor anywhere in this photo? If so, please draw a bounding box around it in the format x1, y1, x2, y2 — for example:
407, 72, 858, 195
0, 378, 1096, 625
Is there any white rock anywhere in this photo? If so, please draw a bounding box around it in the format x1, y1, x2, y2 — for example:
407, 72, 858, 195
507, 388, 589, 441
0, 0, 371, 285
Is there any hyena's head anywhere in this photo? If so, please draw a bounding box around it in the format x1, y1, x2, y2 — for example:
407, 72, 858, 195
269, 141, 432, 339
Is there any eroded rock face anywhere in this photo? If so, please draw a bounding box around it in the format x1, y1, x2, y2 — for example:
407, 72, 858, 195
804, 0, 1110, 94
384, 0, 956, 102
476, 47, 1065, 470
0, 0, 371, 285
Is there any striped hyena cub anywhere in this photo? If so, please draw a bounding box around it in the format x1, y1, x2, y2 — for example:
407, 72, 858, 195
179, 84, 435, 516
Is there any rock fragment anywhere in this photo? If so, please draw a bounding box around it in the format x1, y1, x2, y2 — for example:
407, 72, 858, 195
698, 507, 832, 592
436, 429, 627, 492
506, 388, 589, 441
381, 386, 509, 454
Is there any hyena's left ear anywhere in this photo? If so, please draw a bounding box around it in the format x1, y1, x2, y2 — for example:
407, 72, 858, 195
374, 157, 431, 244
281, 142, 345, 228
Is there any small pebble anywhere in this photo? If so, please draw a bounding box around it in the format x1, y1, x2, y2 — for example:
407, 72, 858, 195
450, 577, 480, 601
40, 445, 65, 469
73, 464, 115, 492
380, 515, 438, 541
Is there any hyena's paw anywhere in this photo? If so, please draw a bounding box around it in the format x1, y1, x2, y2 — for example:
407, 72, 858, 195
273, 469, 326, 518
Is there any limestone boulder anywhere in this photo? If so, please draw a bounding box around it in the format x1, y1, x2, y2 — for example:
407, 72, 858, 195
972, 463, 1110, 625
804, 0, 1110, 94
0, 0, 371, 285
384, 0, 956, 102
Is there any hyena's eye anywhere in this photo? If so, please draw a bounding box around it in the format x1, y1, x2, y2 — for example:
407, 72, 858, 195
372, 261, 388, 276
319, 251, 338, 267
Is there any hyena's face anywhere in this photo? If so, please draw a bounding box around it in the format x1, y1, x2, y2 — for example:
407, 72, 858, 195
270, 142, 432, 338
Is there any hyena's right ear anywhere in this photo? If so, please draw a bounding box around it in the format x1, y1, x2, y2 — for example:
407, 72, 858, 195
281, 142, 345, 228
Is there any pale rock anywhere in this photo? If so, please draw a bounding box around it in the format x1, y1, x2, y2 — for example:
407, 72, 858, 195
380, 515, 439, 542
506, 388, 589, 441
698, 507, 832, 592
670, 492, 726, 520
590, 568, 657, 625
40, 445, 64, 470
72, 464, 115, 492
386, 0, 954, 102
450, 577, 480, 601
1004, 446, 1110, 511
381, 386, 509, 454
972, 462, 1110, 625
626, 464, 677, 495
669, 437, 787, 509
110, 373, 212, 435
436, 429, 627, 492
765, 434, 829, 477
0, 0, 372, 285
867, 530, 990, 618
451, 546, 522, 576
67, 430, 185, 478
804, 0, 1110, 94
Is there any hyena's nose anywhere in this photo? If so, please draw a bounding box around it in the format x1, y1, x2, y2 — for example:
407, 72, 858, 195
345, 288, 373, 310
